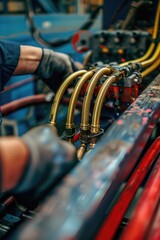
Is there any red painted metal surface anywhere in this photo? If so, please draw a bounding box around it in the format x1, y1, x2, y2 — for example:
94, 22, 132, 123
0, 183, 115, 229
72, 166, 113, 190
96, 137, 160, 240
120, 156, 160, 240
147, 204, 160, 240
80, 82, 139, 104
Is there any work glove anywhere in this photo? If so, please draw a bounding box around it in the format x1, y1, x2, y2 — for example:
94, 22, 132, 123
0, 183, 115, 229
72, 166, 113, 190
35, 49, 78, 92
12, 124, 77, 207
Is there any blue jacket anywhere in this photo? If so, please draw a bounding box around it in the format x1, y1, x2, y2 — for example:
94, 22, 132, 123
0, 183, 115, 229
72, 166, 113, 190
0, 40, 20, 90
0, 40, 20, 124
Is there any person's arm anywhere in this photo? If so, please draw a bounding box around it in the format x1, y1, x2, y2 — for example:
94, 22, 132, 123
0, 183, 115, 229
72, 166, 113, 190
0, 40, 81, 92
0, 137, 29, 191
0, 125, 77, 203
13, 45, 81, 92
13, 46, 43, 75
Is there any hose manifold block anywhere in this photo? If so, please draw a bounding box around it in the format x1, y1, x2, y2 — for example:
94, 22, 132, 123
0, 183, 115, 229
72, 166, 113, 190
113, 71, 124, 79
128, 62, 142, 72
121, 67, 131, 77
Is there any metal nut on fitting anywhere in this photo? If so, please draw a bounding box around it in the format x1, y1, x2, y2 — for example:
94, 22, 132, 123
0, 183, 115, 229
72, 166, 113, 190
80, 123, 90, 131
128, 62, 142, 72
109, 66, 116, 73
113, 71, 124, 79
133, 71, 142, 84
49, 120, 56, 126
91, 125, 100, 134
135, 62, 142, 72
120, 66, 131, 77
77, 144, 87, 160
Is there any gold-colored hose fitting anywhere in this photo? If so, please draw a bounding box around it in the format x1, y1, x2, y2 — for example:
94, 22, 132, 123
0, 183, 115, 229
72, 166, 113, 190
77, 143, 87, 160
65, 123, 75, 129
65, 70, 96, 131
90, 140, 96, 149
68, 138, 74, 144
50, 70, 87, 126
80, 123, 90, 131
62, 127, 76, 143
80, 67, 113, 131
90, 125, 101, 134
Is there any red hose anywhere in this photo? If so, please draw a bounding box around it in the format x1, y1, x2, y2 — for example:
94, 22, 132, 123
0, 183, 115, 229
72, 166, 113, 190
2, 77, 35, 92
1, 94, 47, 116
3, 196, 14, 206
120, 156, 160, 240
96, 137, 160, 240
147, 204, 160, 240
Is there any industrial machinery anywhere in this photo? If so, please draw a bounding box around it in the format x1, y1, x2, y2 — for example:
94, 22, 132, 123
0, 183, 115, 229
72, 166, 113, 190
0, 0, 160, 239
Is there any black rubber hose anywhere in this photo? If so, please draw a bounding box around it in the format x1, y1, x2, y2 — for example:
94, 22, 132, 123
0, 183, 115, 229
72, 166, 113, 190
120, 0, 150, 30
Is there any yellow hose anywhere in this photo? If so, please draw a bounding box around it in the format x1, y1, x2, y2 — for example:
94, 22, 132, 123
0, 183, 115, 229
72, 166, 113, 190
120, 2, 160, 66
66, 70, 95, 129
141, 57, 160, 78
141, 43, 160, 68
91, 75, 117, 134
80, 67, 112, 131
50, 70, 87, 126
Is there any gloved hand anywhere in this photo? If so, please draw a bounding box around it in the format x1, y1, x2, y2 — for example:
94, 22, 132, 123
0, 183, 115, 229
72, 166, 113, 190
12, 124, 77, 206
35, 49, 79, 92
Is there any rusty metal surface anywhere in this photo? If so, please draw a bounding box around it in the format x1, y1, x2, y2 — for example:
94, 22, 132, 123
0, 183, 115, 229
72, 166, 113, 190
15, 74, 160, 240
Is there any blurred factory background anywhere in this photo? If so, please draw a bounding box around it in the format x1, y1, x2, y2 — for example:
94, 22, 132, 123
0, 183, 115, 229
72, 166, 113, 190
0, 1, 160, 240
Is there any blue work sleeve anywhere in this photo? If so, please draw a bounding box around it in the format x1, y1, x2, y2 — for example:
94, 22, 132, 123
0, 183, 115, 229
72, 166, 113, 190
0, 40, 20, 90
